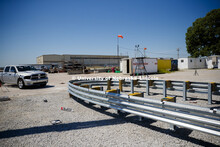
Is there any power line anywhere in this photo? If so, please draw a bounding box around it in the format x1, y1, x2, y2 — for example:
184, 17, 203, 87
120, 46, 176, 55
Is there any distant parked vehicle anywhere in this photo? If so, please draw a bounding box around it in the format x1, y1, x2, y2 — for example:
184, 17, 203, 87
0, 65, 48, 89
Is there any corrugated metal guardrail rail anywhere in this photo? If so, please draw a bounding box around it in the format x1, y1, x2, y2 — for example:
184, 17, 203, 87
68, 80, 220, 137
136, 80, 220, 104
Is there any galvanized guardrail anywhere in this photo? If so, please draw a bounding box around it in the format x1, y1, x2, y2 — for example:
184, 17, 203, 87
109, 80, 220, 104
68, 80, 220, 137
138, 80, 220, 104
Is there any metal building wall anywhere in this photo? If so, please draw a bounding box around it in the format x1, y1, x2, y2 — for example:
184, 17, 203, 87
37, 54, 128, 67
157, 59, 171, 72
36, 56, 43, 64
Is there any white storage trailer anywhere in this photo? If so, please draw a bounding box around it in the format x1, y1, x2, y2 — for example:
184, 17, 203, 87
178, 58, 206, 70
132, 58, 157, 75
121, 58, 157, 75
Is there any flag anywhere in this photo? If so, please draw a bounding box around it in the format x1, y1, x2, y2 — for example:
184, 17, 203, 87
144, 48, 147, 50
118, 35, 123, 38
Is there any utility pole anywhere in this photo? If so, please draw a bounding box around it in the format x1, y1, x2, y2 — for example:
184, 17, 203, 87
177, 48, 180, 59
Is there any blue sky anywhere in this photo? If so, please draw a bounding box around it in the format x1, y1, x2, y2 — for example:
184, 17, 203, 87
0, 0, 219, 66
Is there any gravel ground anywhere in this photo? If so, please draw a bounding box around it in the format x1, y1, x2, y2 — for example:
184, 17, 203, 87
0, 69, 220, 146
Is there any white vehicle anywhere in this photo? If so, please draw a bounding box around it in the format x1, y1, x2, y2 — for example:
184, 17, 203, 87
0, 65, 48, 89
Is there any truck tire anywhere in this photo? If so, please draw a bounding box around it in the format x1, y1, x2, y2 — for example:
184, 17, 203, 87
18, 79, 25, 89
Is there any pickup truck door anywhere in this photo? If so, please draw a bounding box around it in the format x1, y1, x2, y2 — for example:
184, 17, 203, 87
2, 66, 10, 83
8, 66, 18, 84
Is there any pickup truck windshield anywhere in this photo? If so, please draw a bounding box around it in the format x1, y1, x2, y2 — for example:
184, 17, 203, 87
16, 66, 37, 71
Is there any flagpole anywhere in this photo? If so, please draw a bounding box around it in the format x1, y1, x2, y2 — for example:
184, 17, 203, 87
117, 36, 119, 56
117, 36, 119, 68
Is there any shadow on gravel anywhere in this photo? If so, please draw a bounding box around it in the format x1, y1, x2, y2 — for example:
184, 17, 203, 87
73, 96, 219, 147
3, 84, 55, 89
0, 115, 138, 139
0, 96, 219, 147
24, 85, 55, 89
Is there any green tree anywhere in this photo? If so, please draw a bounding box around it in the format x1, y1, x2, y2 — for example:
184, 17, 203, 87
185, 9, 220, 57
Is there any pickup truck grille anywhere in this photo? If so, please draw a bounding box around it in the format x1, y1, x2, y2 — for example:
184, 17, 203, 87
31, 74, 46, 80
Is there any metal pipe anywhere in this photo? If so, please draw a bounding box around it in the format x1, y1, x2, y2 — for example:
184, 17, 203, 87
208, 83, 212, 105
146, 80, 149, 96
183, 81, 187, 101
131, 80, 134, 93
163, 81, 167, 97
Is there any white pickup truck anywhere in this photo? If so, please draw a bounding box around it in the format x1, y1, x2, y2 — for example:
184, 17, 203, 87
0, 65, 48, 89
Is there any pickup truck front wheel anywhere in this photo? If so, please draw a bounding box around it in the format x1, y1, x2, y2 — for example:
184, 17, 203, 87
18, 79, 25, 89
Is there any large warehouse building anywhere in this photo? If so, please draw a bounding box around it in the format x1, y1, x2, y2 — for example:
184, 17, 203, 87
37, 54, 128, 67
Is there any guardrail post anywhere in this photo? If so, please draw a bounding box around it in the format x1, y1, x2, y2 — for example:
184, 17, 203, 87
166, 80, 174, 90
162, 96, 177, 131
133, 80, 138, 86
183, 81, 187, 101
170, 96, 177, 131
163, 80, 167, 97
183, 81, 190, 101
146, 80, 149, 96
141, 92, 144, 97
119, 80, 124, 92
169, 122, 177, 131
107, 79, 112, 90
208, 82, 213, 104
131, 80, 134, 93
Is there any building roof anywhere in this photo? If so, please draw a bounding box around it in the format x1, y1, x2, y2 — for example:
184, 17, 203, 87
37, 54, 128, 58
